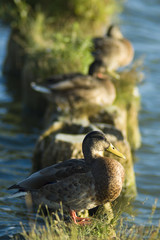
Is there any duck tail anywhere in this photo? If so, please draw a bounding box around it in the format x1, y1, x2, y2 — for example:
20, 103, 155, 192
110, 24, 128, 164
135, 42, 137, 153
8, 184, 27, 198
7, 191, 27, 199
31, 82, 51, 94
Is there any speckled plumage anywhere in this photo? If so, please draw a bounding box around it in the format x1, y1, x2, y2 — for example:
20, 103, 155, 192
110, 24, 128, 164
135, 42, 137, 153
9, 131, 125, 223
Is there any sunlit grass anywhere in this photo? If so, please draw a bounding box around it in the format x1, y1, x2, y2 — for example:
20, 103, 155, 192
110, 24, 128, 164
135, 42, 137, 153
12, 11, 94, 76
27, 18, 94, 75
19, 214, 160, 240
19, 210, 117, 240
17, 201, 160, 240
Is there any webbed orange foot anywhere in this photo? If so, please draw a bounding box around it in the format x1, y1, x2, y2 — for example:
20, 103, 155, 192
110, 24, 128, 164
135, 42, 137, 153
70, 210, 91, 225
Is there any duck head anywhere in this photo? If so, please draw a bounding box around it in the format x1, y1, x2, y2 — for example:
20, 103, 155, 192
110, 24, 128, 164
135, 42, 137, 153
107, 25, 123, 39
82, 131, 126, 164
88, 60, 106, 78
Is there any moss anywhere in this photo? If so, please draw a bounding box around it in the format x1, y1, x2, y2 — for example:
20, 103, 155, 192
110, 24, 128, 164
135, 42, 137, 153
4, 13, 94, 76
126, 101, 141, 150
113, 61, 144, 149
2, 0, 122, 76
25, 22, 94, 75
114, 62, 143, 108
0, 0, 121, 33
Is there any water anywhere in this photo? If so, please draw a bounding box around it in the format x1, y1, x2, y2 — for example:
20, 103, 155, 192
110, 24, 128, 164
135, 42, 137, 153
0, 0, 160, 237
120, 0, 160, 225
0, 24, 41, 239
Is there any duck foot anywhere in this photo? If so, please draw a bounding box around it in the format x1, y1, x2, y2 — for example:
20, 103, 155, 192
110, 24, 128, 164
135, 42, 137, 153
70, 210, 91, 225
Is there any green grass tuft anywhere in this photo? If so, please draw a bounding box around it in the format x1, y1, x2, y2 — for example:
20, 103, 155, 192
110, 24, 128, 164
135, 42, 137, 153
17, 201, 160, 240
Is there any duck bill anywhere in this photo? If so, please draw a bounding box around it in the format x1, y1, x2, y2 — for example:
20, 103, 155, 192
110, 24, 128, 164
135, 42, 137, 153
107, 143, 126, 159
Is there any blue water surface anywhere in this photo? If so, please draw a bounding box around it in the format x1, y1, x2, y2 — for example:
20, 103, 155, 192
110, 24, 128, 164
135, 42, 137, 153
0, 24, 41, 239
120, 0, 160, 225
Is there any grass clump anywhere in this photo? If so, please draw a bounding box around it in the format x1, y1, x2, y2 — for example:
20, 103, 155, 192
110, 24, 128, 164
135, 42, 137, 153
19, 212, 117, 240
17, 200, 160, 240
0, 0, 121, 33
1, 0, 122, 76
24, 14, 94, 75
18, 207, 160, 240
5, 10, 94, 76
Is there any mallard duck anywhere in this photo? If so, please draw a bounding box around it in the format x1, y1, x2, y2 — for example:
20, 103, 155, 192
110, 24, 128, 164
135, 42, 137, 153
31, 60, 116, 112
8, 131, 125, 225
93, 25, 134, 73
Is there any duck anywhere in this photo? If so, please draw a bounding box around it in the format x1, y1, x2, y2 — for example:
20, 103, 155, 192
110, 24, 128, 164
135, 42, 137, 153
93, 25, 134, 76
31, 60, 116, 114
8, 131, 125, 225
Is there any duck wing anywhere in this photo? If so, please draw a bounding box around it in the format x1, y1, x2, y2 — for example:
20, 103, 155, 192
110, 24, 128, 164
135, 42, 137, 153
33, 171, 96, 211
48, 75, 95, 91
31, 74, 93, 93
8, 159, 87, 191
44, 73, 84, 84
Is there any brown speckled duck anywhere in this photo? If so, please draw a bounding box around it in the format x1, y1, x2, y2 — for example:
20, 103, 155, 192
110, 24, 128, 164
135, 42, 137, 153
8, 131, 125, 225
31, 60, 116, 111
93, 25, 134, 72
